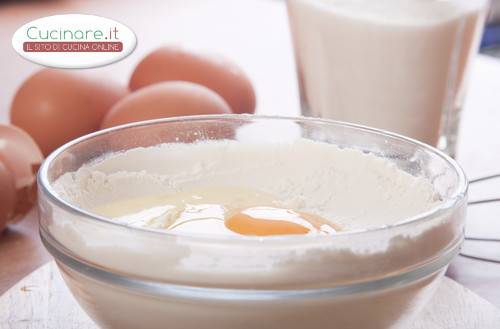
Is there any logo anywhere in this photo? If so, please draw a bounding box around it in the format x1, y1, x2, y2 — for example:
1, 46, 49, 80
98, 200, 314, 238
12, 14, 137, 69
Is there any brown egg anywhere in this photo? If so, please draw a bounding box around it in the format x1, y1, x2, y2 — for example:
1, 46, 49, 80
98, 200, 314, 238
10, 69, 128, 156
0, 125, 43, 230
101, 81, 231, 129
0, 160, 16, 233
129, 47, 256, 114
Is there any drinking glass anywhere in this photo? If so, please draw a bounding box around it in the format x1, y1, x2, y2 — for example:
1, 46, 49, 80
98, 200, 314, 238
287, 0, 489, 156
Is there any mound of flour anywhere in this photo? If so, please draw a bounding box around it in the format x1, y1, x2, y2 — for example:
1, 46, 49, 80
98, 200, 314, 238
53, 139, 440, 231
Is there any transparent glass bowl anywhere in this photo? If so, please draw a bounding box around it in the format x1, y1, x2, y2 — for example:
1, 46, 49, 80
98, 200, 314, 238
38, 115, 467, 329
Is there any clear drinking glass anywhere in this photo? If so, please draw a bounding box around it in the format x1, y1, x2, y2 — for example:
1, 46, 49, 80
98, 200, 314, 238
287, 0, 489, 157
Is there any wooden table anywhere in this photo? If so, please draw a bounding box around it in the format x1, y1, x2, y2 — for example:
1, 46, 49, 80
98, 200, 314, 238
3, 262, 500, 328
1, 0, 500, 310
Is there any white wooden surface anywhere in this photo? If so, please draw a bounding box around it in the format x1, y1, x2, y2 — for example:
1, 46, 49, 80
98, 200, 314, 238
0, 262, 499, 329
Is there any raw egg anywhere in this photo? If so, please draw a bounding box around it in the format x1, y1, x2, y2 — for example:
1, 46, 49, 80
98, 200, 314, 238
95, 186, 340, 237
0, 125, 43, 230
10, 69, 128, 156
129, 47, 256, 114
101, 81, 231, 129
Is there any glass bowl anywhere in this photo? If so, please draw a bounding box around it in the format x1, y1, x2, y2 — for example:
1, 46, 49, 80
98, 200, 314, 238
38, 115, 467, 329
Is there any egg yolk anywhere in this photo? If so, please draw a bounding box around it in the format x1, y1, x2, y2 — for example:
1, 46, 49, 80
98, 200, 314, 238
225, 207, 336, 236
226, 212, 309, 236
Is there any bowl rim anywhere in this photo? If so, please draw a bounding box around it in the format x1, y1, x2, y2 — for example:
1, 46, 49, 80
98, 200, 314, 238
38, 114, 468, 244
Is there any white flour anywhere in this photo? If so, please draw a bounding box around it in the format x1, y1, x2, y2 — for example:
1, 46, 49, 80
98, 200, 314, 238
54, 139, 440, 231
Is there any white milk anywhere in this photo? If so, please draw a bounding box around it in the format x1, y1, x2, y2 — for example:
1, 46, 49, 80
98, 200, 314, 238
287, 0, 486, 146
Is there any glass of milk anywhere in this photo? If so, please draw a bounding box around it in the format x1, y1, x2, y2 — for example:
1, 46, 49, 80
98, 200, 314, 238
287, 0, 489, 156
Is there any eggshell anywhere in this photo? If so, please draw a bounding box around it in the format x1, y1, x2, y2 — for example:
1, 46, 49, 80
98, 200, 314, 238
129, 47, 256, 114
10, 69, 128, 156
0, 125, 43, 229
0, 160, 16, 233
101, 81, 231, 129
